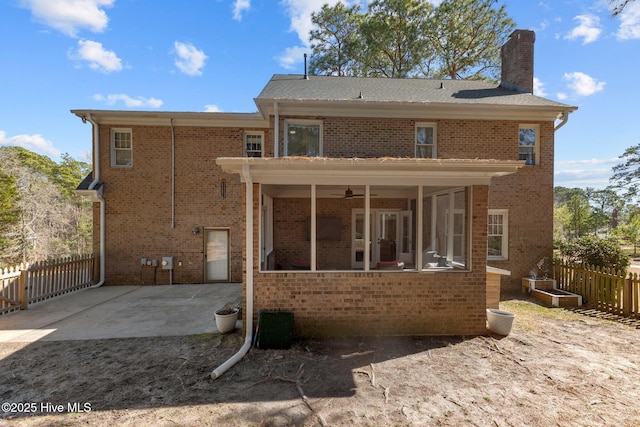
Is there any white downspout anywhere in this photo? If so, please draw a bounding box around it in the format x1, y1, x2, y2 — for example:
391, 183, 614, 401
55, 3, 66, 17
273, 102, 279, 158
86, 113, 105, 288
211, 164, 254, 379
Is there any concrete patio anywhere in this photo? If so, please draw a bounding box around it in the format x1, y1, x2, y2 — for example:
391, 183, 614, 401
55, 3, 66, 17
0, 283, 242, 342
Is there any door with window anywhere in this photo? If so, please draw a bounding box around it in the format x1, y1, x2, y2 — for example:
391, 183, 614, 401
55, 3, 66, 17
205, 229, 229, 282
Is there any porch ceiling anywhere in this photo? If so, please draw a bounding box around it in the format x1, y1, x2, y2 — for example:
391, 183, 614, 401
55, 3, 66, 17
216, 157, 524, 187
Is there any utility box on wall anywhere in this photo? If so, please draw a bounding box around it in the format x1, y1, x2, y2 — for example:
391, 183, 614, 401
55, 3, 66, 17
162, 256, 174, 270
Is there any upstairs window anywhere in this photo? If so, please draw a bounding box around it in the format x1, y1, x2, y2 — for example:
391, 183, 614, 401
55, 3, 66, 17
518, 124, 539, 165
244, 131, 263, 157
285, 120, 322, 157
111, 128, 132, 168
416, 123, 436, 158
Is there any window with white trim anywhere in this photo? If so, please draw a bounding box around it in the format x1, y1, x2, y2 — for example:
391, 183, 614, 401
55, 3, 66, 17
518, 124, 539, 165
415, 123, 436, 158
111, 128, 132, 168
488, 209, 508, 260
285, 120, 322, 157
244, 131, 263, 157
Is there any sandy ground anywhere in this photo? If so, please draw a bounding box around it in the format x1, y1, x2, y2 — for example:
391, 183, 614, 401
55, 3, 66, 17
1, 294, 639, 427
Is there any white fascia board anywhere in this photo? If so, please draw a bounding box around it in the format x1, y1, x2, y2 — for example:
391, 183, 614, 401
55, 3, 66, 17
70, 110, 270, 128
254, 99, 572, 121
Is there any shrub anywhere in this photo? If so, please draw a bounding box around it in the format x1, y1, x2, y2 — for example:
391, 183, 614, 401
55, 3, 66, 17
559, 236, 630, 271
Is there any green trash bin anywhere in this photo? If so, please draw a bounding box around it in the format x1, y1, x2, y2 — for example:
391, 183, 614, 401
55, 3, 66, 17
254, 311, 294, 349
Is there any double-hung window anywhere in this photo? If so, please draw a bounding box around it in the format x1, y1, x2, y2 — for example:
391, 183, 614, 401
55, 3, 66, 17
415, 123, 437, 158
285, 120, 322, 157
244, 131, 264, 157
111, 128, 132, 168
488, 209, 508, 260
518, 124, 539, 165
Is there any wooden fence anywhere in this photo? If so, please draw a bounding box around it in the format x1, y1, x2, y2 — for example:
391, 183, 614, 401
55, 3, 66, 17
0, 254, 96, 315
554, 261, 640, 318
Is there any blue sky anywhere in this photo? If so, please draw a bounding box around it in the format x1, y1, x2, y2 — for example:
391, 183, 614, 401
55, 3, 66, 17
1, 0, 639, 189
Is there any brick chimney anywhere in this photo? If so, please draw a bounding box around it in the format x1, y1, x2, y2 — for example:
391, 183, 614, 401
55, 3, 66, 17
500, 30, 535, 93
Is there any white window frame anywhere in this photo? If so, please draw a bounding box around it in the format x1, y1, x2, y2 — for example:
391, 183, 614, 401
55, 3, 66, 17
284, 119, 323, 157
244, 131, 264, 157
488, 209, 508, 260
415, 122, 437, 158
518, 124, 540, 166
110, 128, 132, 168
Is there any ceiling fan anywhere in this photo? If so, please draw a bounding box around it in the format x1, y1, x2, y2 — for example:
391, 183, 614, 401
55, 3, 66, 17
331, 186, 376, 199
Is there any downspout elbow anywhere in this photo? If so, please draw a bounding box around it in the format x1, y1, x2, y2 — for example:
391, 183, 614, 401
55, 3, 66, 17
554, 109, 570, 131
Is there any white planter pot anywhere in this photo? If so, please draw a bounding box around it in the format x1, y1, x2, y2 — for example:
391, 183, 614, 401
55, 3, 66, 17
215, 309, 239, 334
486, 308, 515, 336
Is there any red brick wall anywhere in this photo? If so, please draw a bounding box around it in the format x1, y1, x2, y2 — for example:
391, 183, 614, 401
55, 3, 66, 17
96, 114, 554, 294
96, 125, 271, 284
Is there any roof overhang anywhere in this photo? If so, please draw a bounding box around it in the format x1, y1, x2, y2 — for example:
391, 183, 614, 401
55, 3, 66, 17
70, 110, 270, 128
255, 99, 575, 121
216, 157, 524, 187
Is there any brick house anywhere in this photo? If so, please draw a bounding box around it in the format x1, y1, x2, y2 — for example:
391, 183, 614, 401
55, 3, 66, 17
74, 30, 576, 337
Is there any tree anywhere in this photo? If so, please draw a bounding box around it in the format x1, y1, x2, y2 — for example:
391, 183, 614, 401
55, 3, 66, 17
358, 0, 433, 77
613, 213, 640, 255
308, 0, 513, 80
560, 235, 630, 271
566, 194, 592, 239
0, 147, 92, 266
610, 0, 636, 15
611, 143, 640, 201
309, 3, 364, 76
424, 0, 515, 80
585, 187, 623, 235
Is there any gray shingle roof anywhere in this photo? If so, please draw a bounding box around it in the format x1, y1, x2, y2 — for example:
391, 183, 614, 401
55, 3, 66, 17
256, 74, 573, 110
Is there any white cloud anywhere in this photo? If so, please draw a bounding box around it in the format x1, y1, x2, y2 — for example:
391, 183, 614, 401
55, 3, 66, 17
232, 0, 251, 21
276, 45, 308, 70
563, 71, 605, 96
93, 93, 163, 108
565, 14, 601, 44
0, 130, 61, 158
616, 2, 640, 40
173, 41, 208, 76
204, 104, 222, 112
70, 39, 122, 73
557, 92, 568, 100
554, 167, 613, 189
533, 77, 547, 97
20, 0, 114, 37
556, 158, 620, 167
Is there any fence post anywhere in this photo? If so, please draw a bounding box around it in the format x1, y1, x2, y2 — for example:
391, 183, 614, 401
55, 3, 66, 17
623, 276, 632, 317
19, 268, 28, 310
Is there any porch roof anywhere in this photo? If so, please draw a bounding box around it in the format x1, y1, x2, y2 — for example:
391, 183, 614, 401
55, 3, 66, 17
216, 157, 524, 186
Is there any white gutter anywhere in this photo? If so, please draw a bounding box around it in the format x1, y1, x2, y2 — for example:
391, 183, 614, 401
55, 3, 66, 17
554, 109, 570, 131
85, 113, 105, 288
211, 164, 254, 379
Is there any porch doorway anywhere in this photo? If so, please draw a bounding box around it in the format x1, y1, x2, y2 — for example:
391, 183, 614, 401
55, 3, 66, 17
351, 210, 413, 268
205, 228, 229, 282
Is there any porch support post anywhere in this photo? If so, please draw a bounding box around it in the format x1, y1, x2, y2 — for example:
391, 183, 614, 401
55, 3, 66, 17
311, 184, 317, 271
364, 185, 370, 271
416, 185, 423, 270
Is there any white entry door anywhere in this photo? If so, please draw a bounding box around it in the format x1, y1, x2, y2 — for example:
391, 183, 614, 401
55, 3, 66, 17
205, 229, 229, 282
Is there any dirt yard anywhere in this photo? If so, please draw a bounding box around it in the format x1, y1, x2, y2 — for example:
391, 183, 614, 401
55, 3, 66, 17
1, 294, 639, 427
